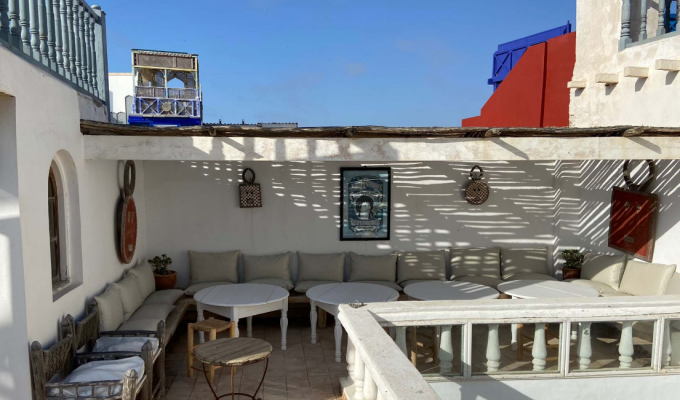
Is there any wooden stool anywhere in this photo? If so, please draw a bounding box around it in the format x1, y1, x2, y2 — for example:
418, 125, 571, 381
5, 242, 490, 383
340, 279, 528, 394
188, 317, 234, 383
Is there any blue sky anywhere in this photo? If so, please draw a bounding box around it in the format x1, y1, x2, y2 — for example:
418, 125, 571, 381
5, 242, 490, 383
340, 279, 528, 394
99, 0, 575, 126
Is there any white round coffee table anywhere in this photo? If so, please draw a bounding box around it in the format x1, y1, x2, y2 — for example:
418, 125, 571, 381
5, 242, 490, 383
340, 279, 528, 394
194, 284, 290, 350
306, 282, 399, 362
403, 281, 499, 372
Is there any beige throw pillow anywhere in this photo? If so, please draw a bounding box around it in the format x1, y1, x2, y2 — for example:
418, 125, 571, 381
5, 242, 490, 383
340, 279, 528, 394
501, 247, 549, 280
618, 260, 677, 296
397, 250, 446, 284
128, 261, 156, 299
189, 250, 239, 284
450, 247, 501, 280
243, 253, 291, 281
111, 274, 145, 321
297, 252, 345, 282
349, 252, 397, 282
95, 287, 125, 332
580, 253, 626, 289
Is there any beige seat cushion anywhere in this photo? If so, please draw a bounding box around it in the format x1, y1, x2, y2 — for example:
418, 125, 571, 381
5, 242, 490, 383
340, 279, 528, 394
111, 274, 145, 321
400, 279, 438, 289
664, 273, 680, 295
184, 281, 233, 296
352, 280, 403, 291
244, 253, 291, 282
453, 275, 504, 289
599, 291, 632, 297
397, 251, 446, 284
143, 289, 184, 306
501, 247, 549, 280
127, 261, 156, 299
450, 247, 501, 280
569, 279, 619, 296
503, 273, 556, 282
118, 318, 163, 332
294, 280, 338, 294
349, 252, 398, 282
248, 278, 294, 290
128, 304, 175, 321
580, 254, 626, 290
297, 252, 345, 282
95, 287, 125, 332
618, 260, 677, 296
189, 250, 239, 284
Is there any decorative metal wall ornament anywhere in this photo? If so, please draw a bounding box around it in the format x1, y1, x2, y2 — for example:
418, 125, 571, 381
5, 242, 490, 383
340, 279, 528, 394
465, 165, 490, 205
340, 167, 391, 241
239, 168, 262, 208
118, 161, 138, 264
608, 160, 658, 262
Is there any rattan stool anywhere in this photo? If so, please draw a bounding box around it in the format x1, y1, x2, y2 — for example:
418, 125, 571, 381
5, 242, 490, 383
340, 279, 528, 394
188, 317, 235, 383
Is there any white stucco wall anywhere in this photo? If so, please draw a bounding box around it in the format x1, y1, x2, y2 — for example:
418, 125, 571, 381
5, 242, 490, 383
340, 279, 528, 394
570, 0, 680, 127
108, 73, 133, 114
0, 45, 147, 398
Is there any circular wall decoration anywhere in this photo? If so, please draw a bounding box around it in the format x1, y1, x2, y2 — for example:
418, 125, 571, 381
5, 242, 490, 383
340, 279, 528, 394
465, 165, 490, 205
118, 160, 138, 264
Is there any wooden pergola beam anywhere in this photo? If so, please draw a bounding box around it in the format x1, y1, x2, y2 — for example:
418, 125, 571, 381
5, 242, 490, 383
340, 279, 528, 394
80, 120, 680, 139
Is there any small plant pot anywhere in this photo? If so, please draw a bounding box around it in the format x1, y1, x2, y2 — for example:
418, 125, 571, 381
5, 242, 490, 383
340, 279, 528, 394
154, 270, 177, 290
562, 267, 581, 280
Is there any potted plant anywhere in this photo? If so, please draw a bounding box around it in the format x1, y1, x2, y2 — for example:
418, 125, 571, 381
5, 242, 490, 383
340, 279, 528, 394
561, 249, 585, 280
149, 254, 176, 290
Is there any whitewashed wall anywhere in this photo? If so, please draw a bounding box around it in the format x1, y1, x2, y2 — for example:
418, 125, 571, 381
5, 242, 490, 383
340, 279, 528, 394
108, 73, 133, 114
0, 44, 147, 399
570, 0, 680, 127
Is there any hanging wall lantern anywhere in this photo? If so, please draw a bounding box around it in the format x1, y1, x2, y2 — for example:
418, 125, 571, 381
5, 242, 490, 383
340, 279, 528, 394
465, 165, 490, 205
239, 168, 262, 208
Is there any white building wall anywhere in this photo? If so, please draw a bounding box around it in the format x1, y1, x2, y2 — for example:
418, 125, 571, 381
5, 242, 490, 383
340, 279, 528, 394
0, 44, 147, 398
108, 73, 133, 114
570, 0, 680, 127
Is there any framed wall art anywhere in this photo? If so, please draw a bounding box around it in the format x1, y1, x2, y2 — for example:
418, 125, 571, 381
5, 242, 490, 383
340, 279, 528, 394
340, 167, 391, 241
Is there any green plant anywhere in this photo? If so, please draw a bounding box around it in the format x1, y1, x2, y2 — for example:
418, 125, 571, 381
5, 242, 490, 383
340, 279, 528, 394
562, 249, 585, 269
148, 254, 173, 275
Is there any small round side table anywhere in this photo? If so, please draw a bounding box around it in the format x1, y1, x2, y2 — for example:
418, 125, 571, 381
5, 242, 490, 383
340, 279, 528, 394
194, 337, 273, 400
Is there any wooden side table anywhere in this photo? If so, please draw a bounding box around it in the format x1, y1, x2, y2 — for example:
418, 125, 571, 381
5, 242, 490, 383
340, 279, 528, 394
188, 318, 234, 383
194, 338, 272, 400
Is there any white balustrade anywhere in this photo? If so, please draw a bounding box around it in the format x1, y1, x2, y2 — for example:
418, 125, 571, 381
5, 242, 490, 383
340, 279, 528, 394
576, 322, 592, 370
363, 365, 378, 400
439, 325, 453, 374
619, 321, 634, 369
486, 324, 501, 372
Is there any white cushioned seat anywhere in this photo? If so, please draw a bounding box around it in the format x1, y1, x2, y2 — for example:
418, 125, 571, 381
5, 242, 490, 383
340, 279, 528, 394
400, 279, 438, 289
618, 260, 677, 296
298, 252, 345, 282
450, 247, 501, 280
352, 280, 403, 291
501, 247, 549, 280
247, 278, 294, 290
95, 287, 125, 332
128, 304, 175, 322
143, 289, 184, 306
453, 275, 504, 289
94, 337, 160, 354
503, 273, 556, 282
580, 254, 626, 290
397, 251, 446, 284
349, 252, 398, 282
599, 291, 632, 297
568, 279, 618, 296
184, 281, 233, 296
294, 280, 338, 294
189, 250, 239, 284
118, 318, 163, 332
127, 261, 156, 299
111, 274, 145, 322
666, 273, 680, 295
48, 356, 145, 398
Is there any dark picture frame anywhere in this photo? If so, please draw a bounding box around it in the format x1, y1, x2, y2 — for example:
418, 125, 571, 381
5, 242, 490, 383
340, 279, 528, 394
340, 167, 391, 241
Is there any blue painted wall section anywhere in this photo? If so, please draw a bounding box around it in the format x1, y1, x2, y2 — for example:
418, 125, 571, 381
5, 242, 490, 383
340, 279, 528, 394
488, 22, 572, 91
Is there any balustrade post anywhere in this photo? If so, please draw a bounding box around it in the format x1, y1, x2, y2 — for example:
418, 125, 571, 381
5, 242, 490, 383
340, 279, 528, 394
619, 0, 632, 50
38, 0, 47, 67
658, 0, 666, 36
663, 320, 671, 367
88, 14, 97, 95
29, 0, 38, 60
72, 0, 80, 85
639, 0, 648, 41
439, 325, 453, 375
59, 0, 69, 78
52, 0, 62, 74
354, 353, 365, 400
532, 323, 547, 371
511, 323, 518, 351
619, 321, 634, 368
0, 0, 9, 42
45, 0, 55, 70
19, 0, 29, 53
486, 324, 501, 373
576, 322, 592, 370
363, 364, 378, 400
78, 5, 87, 89
93, 5, 109, 104
334, 316, 342, 363
84, 11, 92, 91
66, 0, 74, 82
9, 0, 19, 47
346, 338, 356, 380
396, 327, 407, 357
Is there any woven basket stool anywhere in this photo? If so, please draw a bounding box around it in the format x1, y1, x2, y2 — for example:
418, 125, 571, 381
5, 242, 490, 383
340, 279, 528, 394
187, 317, 235, 383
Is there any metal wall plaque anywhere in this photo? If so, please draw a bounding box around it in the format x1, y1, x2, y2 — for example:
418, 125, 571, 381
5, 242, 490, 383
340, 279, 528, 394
239, 168, 262, 208
118, 161, 138, 264
340, 167, 391, 241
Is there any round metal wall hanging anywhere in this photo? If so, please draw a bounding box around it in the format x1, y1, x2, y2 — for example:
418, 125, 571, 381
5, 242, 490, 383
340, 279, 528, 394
118, 160, 138, 264
239, 168, 262, 208
465, 165, 490, 205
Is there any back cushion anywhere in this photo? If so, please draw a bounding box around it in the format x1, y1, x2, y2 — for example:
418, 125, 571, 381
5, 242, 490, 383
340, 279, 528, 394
664, 273, 680, 295
298, 252, 345, 282
450, 247, 501, 280
95, 286, 125, 332
397, 250, 446, 284
243, 253, 291, 281
349, 252, 398, 282
618, 260, 677, 296
189, 250, 239, 284
111, 274, 145, 321
501, 247, 549, 280
580, 254, 627, 289
128, 261, 156, 299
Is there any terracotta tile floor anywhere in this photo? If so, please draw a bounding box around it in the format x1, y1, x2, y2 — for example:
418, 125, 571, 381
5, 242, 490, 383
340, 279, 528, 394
164, 318, 347, 400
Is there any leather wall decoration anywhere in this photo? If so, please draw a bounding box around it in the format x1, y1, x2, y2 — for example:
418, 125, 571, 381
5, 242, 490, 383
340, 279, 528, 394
465, 165, 490, 205
118, 161, 138, 264
608, 160, 657, 262
239, 168, 262, 208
